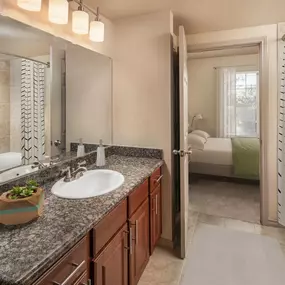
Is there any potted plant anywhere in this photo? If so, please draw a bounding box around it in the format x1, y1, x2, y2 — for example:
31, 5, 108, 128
0, 180, 44, 225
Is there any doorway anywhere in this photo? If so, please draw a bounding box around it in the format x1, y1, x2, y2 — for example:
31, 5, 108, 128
171, 37, 271, 260
188, 44, 261, 224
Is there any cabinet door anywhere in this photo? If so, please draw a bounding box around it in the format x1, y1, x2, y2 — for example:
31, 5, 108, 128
150, 184, 162, 254
129, 199, 149, 285
93, 224, 128, 285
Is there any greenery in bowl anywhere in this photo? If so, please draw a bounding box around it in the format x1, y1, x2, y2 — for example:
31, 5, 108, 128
8, 180, 39, 200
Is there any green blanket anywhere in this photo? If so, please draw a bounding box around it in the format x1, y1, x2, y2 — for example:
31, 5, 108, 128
231, 137, 260, 180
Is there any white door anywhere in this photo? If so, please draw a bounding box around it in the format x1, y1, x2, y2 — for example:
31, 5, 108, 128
176, 25, 190, 258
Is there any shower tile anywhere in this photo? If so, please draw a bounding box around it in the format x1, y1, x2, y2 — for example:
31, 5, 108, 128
0, 120, 10, 136
0, 103, 10, 121
0, 85, 10, 103
0, 137, 10, 152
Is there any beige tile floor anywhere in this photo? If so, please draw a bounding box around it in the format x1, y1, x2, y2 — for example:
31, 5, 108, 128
138, 211, 285, 285
189, 179, 260, 223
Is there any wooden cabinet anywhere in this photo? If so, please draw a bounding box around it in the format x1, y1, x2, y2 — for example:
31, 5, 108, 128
34, 236, 89, 285
129, 199, 150, 285
93, 199, 127, 256
150, 184, 162, 254
74, 272, 89, 285
93, 224, 128, 285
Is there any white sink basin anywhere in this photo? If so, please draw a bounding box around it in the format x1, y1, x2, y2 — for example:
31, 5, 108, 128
51, 169, 125, 199
0, 163, 50, 183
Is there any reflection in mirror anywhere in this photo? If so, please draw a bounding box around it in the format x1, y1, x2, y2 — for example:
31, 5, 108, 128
0, 16, 113, 184
0, 16, 51, 182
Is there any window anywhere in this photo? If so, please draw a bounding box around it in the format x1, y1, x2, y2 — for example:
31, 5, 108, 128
235, 71, 259, 137
217, 68, 259, 138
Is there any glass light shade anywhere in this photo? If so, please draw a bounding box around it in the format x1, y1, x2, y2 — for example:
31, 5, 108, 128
89, 21, 104, 42
17, 0, 42, 11
49, 0, 69, 24
72, 10, 89, 35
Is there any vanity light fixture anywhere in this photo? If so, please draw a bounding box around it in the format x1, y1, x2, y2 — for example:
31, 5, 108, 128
72, 0, 89, 35
89, 7, 105, 42
17, 0, 42, 11
48, 0, 69, 24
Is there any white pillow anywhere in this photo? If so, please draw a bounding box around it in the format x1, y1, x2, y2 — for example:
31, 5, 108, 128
188, 133, 206, 150
192, 130, 210, 140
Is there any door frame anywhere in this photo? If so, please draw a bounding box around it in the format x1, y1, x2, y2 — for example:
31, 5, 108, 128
187, 37, 269, 226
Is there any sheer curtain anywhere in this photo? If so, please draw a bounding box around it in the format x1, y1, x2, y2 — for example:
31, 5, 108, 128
217, 67, 237, 137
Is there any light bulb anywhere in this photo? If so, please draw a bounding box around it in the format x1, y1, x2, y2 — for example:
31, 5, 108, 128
17, 0, 42, 11
49, 0, 69, 25
72, 10, 89, 35
89, 21, 104, 42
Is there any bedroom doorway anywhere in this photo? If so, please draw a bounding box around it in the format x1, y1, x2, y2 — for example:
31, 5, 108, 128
187, 42, 264, 225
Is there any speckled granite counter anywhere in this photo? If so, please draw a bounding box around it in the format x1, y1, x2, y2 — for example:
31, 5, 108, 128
0, 155, 163, 285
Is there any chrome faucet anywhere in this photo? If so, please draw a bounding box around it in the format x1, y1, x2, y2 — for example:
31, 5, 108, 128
61, 161, 87, 182
72, 161, 87, 180
31, 160, 47, 170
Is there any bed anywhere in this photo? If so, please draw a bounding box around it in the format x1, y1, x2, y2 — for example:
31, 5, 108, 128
189, 135, 260, 180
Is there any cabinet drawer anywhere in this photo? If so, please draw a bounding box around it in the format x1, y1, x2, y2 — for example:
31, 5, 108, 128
35, 236, 88, 285
150, 168, 162, 193
93, 199, 127, 256
128, 179, 149, 218
74, 272, 88, 285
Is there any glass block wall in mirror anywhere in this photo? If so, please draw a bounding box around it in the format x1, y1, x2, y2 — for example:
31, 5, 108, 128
0, 16, 113, 184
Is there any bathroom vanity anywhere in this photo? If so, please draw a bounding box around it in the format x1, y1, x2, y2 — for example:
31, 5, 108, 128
0, 155, 163, 285
34, 167, 162, 285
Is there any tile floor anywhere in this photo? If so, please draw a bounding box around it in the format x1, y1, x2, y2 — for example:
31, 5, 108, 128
139, 212, 285, 285
138, 179, 285, 285
189, 179, 260, 223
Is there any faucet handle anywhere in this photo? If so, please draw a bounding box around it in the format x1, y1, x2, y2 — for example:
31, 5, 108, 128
77, 161, 87, 167
61, 166, 71, 177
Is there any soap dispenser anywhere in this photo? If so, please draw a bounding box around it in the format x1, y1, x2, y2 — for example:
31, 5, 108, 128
77, 138, 85, 157
96, 139, 106, 167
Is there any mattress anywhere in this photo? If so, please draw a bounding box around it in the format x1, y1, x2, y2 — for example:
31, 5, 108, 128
190, 138, 232, 166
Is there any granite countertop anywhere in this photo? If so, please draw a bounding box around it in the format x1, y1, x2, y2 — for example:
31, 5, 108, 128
0, 155, 163, 285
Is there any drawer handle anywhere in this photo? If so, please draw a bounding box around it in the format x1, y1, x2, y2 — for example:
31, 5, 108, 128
155, 175, 163, 184
52, 260, 85, 285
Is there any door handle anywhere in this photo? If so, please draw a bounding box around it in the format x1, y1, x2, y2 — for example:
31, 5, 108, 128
125, 229, 133, 255
173, 149, 192, 157
155, 194, 158, 215
135, 220, 139, 245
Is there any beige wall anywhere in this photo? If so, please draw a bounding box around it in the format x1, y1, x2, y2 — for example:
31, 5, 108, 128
9, 58, 21, 153
66, 45, 112, 150
0, 60, 10, 153
1, 0, 114, 58
188, 54, 259, 136
187, 24, 278, 223
113, 11, 173, 241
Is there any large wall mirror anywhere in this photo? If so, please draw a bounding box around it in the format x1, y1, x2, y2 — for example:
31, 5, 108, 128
0, 16, 113, 183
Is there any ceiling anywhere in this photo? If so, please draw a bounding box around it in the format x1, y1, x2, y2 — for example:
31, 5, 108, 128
85, 0, 285, 34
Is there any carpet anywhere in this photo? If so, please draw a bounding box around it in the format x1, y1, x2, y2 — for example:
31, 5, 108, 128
180, 224, 285, 285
